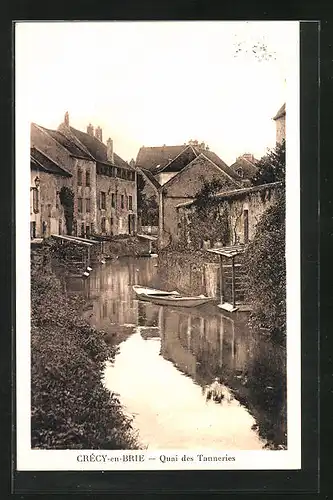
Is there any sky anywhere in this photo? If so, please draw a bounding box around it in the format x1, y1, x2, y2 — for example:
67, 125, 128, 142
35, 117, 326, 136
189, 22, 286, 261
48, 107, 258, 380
16, 21, 297, 165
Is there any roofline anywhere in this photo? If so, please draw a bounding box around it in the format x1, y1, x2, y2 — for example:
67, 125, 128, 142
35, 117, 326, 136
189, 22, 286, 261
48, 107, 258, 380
272, 104, 286, 121
31, 145, 72, 176
137, 167, 161, 193
155, 144, 196, 174
200, 153, 242, 186
160, 152, 241, 192
215, 181, 283, 200
30, 155, 72, 177
67, 126, 98, 160
175, 181, 283, 209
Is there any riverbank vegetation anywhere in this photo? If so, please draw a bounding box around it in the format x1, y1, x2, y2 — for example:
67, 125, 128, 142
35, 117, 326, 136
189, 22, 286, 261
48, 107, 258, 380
31, 245, 140, 449
244, 189, 286, 341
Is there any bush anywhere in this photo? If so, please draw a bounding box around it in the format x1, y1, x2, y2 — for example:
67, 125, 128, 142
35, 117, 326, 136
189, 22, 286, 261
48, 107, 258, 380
244, 190, 286, 340
31, 252, 140, 449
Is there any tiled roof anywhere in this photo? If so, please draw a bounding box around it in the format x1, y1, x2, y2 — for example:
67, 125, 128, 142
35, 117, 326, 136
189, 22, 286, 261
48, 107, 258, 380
40, 127, 92, 160
30, 147, 72, 176
136, 145, 186, 171
69, 126, 109, 162
138, 167, 161, 191
273, 103, 286, 120
156, 145, 198, 173
200, 150, 242, 182
68, 126, 133, 171
30, 123, 73, 174
229, 157, 258, 180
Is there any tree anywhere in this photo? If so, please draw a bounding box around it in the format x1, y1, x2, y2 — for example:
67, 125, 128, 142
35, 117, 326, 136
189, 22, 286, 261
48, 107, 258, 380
244, 189, 286, 341
184, 179, 231, 249
252, 140, 285, 186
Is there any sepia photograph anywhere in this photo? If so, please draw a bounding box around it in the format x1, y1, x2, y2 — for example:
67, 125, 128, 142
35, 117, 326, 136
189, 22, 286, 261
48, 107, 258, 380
15, 20, 301, 471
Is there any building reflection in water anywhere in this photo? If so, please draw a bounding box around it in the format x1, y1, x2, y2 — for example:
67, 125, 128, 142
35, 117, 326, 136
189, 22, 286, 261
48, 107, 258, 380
65, 257, 286, 448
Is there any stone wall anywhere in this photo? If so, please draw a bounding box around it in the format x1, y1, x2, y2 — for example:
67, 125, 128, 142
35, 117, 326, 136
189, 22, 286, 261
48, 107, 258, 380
74, 158, 97, 236
160, 155, 239, 247
177, 184, 282, 248
276, 115, 286, 144
227, 187, 281, 245
96, 174, 137, 236
31, 167, 71, 238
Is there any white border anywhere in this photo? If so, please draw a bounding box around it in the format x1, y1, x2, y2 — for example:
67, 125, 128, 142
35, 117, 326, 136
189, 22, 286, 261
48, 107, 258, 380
15, 21, 301, 471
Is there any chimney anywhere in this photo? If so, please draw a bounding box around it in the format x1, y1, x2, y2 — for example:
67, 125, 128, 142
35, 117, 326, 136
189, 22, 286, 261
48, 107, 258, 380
87, 123, 94, 136
107, 138, 114, 163
242, 153, 255, 163
64, 111, 69, 127
95, 126, 103, 143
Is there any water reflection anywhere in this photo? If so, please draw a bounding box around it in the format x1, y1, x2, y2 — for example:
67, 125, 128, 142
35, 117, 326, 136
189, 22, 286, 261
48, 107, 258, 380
65, 257, 286, 449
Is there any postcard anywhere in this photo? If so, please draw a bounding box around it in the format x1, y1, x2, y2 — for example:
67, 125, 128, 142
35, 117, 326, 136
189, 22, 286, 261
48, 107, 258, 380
15, 20, 301, 472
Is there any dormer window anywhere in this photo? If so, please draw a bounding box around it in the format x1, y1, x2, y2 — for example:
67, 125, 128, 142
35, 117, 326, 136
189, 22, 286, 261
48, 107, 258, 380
237, 167, 244, 178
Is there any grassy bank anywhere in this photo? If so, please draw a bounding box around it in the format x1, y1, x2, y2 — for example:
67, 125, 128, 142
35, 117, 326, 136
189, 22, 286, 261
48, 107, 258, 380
31, 244, 140, 450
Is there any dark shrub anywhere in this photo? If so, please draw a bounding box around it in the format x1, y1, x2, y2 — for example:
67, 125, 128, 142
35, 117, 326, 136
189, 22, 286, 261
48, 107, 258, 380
31, 252, 140, 449
244, 190, 286, 340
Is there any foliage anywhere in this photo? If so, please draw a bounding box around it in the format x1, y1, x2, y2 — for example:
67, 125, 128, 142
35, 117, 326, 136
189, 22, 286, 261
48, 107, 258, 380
141, 196, 159, 226
31, 249, 140, 449
252, 140, 285, 186
137, 173, 159, 226
244, 189, 286, 340
59, 186, 74, 235
179, 179, 231, 249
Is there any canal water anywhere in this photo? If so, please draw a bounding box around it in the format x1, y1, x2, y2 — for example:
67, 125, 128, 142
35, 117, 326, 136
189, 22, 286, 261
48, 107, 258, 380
65, 256, 287, 450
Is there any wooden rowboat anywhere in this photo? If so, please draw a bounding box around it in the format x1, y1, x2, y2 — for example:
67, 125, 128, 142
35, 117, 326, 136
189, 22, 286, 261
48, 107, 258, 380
132, 285, 180, 300
137, 293, 213, 308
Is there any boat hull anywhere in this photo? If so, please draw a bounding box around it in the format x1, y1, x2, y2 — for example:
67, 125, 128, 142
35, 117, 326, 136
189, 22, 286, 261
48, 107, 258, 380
132, 285, 180, 298
138, 294, 213, 307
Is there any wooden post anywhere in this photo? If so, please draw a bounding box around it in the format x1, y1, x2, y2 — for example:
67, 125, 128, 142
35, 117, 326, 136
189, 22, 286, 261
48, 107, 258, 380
219, 315, 224, 368
219, 254, 224, 305
231, 256, 236, 308
87, 246, 91, 268
231, 318, 235, 367
149, 240, 152, 254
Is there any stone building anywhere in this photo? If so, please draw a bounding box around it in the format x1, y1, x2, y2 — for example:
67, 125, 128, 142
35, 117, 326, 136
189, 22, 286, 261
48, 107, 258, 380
273, 103, 286, 144
176, 182, 283, 247
136, 142, 243, 248
229, 153, 258, 182
30, 113, 137, 238
30, 131, 73, 239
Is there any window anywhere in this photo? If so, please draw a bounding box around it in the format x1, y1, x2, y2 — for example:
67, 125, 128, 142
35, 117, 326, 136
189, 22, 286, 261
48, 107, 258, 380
86, 170, 91, 187
114, 167, 118, 177
128, 195, 133, 210
81, 223, 85, 237
86, 198, 91, 213
121, 194, 124, 209
100, 191, 106, 210
32, 188, 39, 213
56, 191, 60, 209
47, 204, 52, 217
78, 197, 83, 213
110, 217, 114, 227
101, 217, 106, 232
77, 168, 82, 186
86, 224, 90, 237
237, 167, 244, 178
111, 193, 115, 208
